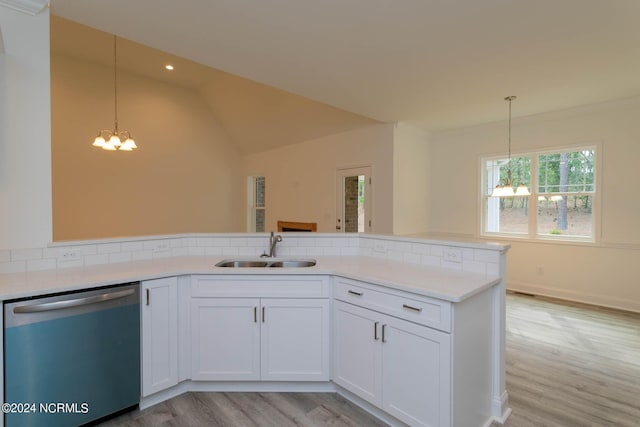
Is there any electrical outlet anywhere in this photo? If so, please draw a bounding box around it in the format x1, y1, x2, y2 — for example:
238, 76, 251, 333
57, 250, 82, 266
373, 241, 387, 254
443, 247, 462, 263
153, 243, 170, 253
61, 251, 80, 261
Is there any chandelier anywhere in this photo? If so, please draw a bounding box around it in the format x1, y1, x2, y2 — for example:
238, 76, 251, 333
491, 96, 529, 197
92, 35, 138, 151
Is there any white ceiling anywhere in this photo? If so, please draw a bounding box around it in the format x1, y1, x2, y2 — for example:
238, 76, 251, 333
50, 0, 640, 133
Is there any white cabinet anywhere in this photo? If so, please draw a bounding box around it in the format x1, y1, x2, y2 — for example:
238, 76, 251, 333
381, 313, 450, 427
333, 301, 382, 404
141, 277, 178, 397
333, 298, 451, 427
191, 298, 261, 380
190, 275, 330, 382
261, 299, 330, 381
333, 277, 496, 427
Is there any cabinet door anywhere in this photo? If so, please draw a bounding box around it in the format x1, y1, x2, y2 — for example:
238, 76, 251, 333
260, 299, 330, 381
191, 298, 260, 380
142, 277, 178, 397
381, 314, 451, 427
332, 300, 382, 406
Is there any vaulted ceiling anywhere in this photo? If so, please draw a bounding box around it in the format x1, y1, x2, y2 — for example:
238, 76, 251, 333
50, 17, 380, 154
51, 0, 640, 147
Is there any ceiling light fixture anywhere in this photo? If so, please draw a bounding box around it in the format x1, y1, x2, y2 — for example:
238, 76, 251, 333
165, 64, 174, 71
491, 96, 530, 197
92, 35, 137, 151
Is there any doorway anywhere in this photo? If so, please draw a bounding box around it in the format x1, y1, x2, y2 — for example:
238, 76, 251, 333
336, 166, 372, 233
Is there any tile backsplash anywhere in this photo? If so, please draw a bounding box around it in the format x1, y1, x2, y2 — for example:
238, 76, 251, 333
0, 234, 505, 277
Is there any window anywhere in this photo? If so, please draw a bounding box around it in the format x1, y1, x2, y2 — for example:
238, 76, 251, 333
247, 176, 265, 232
481, 146, 597, 241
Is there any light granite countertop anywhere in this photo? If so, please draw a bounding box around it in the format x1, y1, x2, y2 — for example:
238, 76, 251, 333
0, 255, 501, 303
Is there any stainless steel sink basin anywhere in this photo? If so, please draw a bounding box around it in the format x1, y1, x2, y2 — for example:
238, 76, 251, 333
214, 259, 316, 268
215, 260, 270, 268
269, 260, 316, 268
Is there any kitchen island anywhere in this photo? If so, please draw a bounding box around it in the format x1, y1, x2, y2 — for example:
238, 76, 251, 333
0, 234, 510, 427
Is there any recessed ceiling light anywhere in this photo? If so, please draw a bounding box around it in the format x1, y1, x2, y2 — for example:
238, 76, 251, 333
165, 65, 174, 71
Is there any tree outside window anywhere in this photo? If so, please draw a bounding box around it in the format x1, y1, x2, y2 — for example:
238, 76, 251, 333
482, 147, 596, 241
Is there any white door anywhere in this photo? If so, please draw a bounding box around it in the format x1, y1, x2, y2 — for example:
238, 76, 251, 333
336, 166, 372, 233
260, 299, 330, 381
191, 298, 260, 381
381, 314, 451, 427
141, 277, 178, 396
332, 301, 382, 406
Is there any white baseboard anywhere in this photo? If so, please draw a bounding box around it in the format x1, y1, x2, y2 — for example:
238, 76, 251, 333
140, 382, 191, 410
141, 381, 498, 427
334, 386, 407, 427
489, 390, 512, 425
140, 381, 334, 410
508, 281, 640, 313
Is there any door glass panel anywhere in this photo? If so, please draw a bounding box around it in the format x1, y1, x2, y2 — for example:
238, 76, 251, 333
343, 175, 365, 232
336, 166, 371, 233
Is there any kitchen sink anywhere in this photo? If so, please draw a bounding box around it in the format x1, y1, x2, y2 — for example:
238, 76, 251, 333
268, 260, 316, 268
215, 260, 270, 268
215, 259, 316, 268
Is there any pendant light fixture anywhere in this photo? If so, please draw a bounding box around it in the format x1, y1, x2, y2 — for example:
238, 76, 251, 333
92, 35, 138, 151
491, 96, 529, 197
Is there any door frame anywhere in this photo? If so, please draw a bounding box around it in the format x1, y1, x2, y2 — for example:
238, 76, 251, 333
335, 165, 372, 233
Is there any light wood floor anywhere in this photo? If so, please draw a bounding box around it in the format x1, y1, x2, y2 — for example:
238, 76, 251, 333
100, 293, 640, 426
97, 391, 388, 427
499, 292, 640, 427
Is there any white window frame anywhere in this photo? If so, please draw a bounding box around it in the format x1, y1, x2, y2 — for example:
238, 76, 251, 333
480, 143, 600, 244
247, 176, 265, 232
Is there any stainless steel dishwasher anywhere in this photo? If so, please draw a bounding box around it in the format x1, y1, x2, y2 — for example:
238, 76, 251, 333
3, 283, 140, 427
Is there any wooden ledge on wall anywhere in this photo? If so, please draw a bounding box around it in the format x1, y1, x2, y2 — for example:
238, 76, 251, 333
277, 221, 317, 232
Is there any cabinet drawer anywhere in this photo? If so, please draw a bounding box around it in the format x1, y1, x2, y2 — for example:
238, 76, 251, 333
333, 278, 451, 332
191, 275, 330, 298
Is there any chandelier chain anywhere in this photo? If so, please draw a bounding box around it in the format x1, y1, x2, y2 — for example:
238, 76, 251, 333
505, 95, 516, 163
91, 34, 137, 151
113, 36, 118, 133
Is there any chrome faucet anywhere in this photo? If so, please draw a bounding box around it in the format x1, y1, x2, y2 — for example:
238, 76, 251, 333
262, 231, 283, 258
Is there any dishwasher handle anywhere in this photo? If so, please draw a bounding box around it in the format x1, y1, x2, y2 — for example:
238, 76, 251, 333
13, 289, 136, 314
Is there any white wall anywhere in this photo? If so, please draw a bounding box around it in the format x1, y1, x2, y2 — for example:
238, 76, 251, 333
0, 7, 52, 250
0, 22, 4, 53
243, 123, 395, 234
428, 97, 640, 312
393, 123, 429, 235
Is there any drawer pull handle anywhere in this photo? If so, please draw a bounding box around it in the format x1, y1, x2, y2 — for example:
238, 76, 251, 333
348, 290, 363, 296
254, 306, 257, 323
402, 304, 423, 313
374, 321, 379, 341
381, 324, 387, 343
